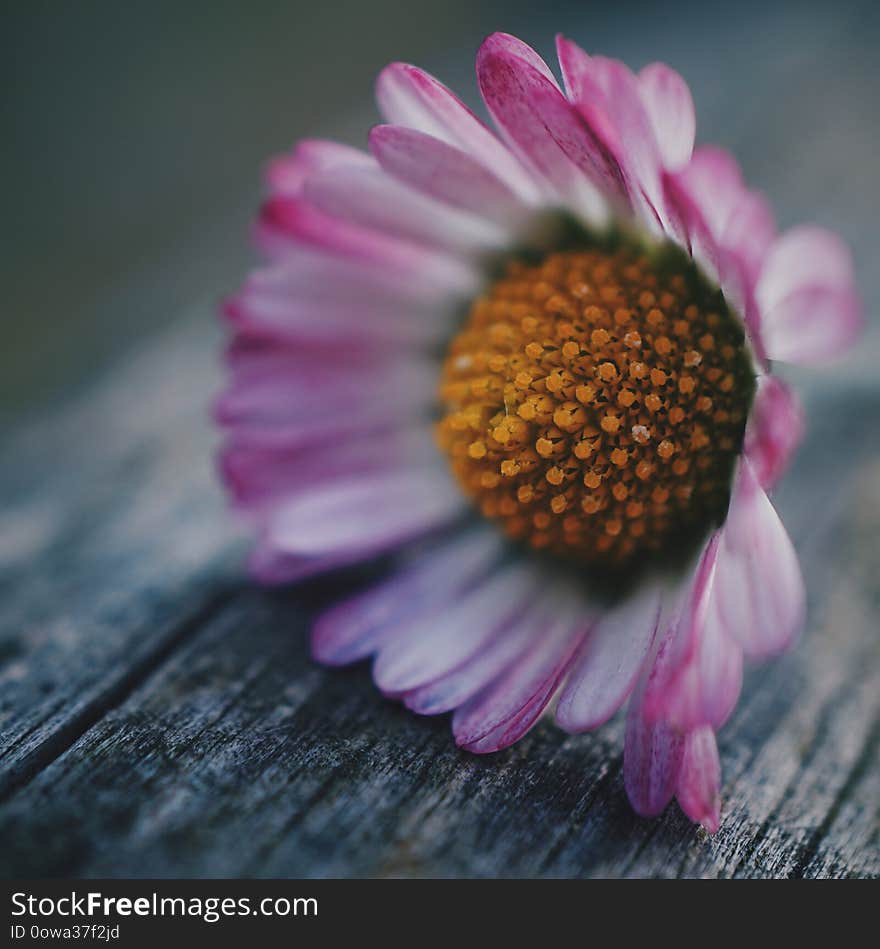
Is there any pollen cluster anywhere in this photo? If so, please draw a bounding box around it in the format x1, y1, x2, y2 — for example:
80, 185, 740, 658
437, 243, 755, 569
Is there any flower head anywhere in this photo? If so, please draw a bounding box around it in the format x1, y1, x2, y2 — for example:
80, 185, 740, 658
218, 33, 862, 831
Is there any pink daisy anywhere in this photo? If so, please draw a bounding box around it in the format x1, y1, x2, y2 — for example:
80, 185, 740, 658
217, 33, 862, 831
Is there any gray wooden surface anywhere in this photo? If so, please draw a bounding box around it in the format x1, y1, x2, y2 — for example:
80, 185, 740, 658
1, 1, 878, 878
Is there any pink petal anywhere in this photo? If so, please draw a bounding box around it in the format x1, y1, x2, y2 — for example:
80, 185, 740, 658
215, 377, 427, 428
311, 527, 502, 665
585, 56, 666, 226
637, 63, 695, 171
640, 532, 741, 730
453, 593, 589, 752
670, 145, 743, 239
369, 125, 529, 226
375, 60, 539, 201
265, 139, 372, 196
756, 226, 862, 364
676, 726, 722, 833
225, 284, 442, 348
713, 459, 805, 661
755, 226, 863, 363
760, 285, 863, 365
554, 36, 625, 160
624, 621, 691, 820
246, 247, 459, 308
556, 38, 665, 227
482, 32, 559, 84
662, 163, 724, 281
373, 562, 539, 695
477, 33, 626, 221
222, 425, 436, 511
222, 412, 406, 454
663, 151, 770, 350
624, 692, 685, 818
706, 193, 777, 351
403, 609, 539, 715
303, 162, 507, 253
266, 468, 464, 558
216, 346, 435, 426
257, 195, 478, 295
555, 586, 660, 732
757, 225, 855, 308
662, 532, 721, 675
743, 374, 804, 490
655, 594, 743, 731
720, 189, 776, 290
248, 545, 360, 586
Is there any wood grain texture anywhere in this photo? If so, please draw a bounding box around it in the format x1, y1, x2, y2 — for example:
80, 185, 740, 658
0, 321, 242, 799
1, 0, 878, 879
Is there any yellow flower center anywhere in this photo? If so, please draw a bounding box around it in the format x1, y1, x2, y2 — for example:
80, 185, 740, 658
437, 242, 755, 570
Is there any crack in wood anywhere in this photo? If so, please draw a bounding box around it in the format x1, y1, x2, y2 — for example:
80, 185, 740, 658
0, 587, 242, 802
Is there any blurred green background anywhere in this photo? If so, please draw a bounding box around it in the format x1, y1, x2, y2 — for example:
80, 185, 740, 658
2, 0, 876, 427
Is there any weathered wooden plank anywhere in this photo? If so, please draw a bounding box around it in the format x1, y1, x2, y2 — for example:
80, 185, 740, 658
0, 319, 243, 797
1, 383, 877, 878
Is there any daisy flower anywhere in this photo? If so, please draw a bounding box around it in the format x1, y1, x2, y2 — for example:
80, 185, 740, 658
217, 33, 862, 831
